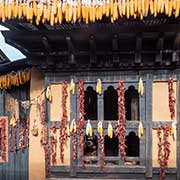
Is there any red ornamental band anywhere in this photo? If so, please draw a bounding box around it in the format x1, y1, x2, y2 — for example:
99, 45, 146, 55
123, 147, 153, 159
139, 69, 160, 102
0, 118, 6, 161
60, 81, 68, 163
116, 81, 126, 160
168, 77, 176, 121
157, 125, 171, 180
78, 80, 85, 166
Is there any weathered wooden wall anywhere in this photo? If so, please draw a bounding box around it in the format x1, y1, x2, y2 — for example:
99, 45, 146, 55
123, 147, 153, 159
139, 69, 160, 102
0, 83, 29, 180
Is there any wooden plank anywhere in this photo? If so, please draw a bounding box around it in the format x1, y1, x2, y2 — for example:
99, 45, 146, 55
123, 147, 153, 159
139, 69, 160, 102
145, 74, 153, 178
77, 165, 146, 173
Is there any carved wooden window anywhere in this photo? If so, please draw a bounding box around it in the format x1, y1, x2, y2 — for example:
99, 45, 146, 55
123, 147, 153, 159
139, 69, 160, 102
125, 86, 139, 121
104, 86, 118, 120
84, 86, 97, 120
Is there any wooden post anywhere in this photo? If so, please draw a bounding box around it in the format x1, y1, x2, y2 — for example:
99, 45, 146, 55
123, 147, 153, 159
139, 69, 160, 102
145, 74, 153, 178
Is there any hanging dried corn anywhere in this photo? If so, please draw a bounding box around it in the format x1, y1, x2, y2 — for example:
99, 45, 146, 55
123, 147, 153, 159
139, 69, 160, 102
70, 119, 78, 160
0, 0, 179, 25
138, 121, 144, 138
69, 79, 75, 95
97, 120, 105, 169
96, 79, 102, 95
157, 125, 171, 180
138, 78, 144, 96
78, 80, 85, 166
46, 86, 53, 103
86, 119, 93, 136
107, 121, 113, 138
0, 118, 7, 161
60, 81, 68, 163
116, 80, 126, 160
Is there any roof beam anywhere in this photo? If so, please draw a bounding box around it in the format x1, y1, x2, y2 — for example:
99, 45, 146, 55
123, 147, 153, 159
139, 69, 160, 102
66, 36, 76, 64
112, 34, 119, 63
135, 35, 142, 64
155, 33, 164, 63
42, 36, 52, 53
89, 35, 96, 64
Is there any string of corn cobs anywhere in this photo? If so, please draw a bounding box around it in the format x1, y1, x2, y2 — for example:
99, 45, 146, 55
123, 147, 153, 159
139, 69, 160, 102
0, 0, 180, 25
116, 80, 126, 160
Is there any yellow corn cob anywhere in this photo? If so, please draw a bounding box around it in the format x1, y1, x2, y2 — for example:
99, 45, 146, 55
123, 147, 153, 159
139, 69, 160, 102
110, 0, 114, 15
113, 2, 118, 21
7, 3, 12, 19
77, 1, 81, 19
130, 0, 134, 17
108, 122, 113, 138
134, 0, 137, 13
85, 7, 89, 24
67, 123, 70, 136
46, 86, 53, 102
99, 5, 103, 20
4, 2, 8, 19
86, 120, 93, 136
33, 1, 37, 17
106, 3, 110, 17
175, 0, 180, 17
97, 121, 103, 137
57, 5, 62, 24
170, 121, 176, 140
18, 4, 23, 19
69, 79, 75, 95
73, 6, 77, 23
96, 79, 102, 95
118, 1, 122, 17
50, 12, 55, 26
145, 0, 149, 16
138, 121, 144, 138
165, 0, 169, 15
122, 0, 126, 15
154, 0, 157, 16
168, 0, 172, 16
138, 78, 144, 96
126, 0, 130, 18
150, 0, 154, 14
70, 119, 77, 133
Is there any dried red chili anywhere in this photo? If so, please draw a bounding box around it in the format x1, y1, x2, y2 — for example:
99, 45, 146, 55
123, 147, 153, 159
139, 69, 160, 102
116, 81, 126, 160
50, 123, 57, 165
59, 81, 68, 163
71, 128, 78, 160
157, 125, 171, 180
38, 98, 50, 178
0, 118, 6, 161
78, 80, 85, 166
9, 119, 13, 151
168, 77, 176, 121
98, 134, 105, 169
19, 114, 25, 153
26, 116, 30, 147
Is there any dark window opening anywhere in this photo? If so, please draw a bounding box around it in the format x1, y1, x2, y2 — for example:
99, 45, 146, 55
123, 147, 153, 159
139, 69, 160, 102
84, 86, 97, 120
125, 86, 139, 121
104, 86, 118, 120
84, 134, 98, 156
125, 131, 139, 157
104, 133, 119, 156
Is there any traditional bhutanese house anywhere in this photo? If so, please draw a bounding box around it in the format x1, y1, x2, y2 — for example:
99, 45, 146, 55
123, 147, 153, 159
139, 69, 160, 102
0, 2, 180, 180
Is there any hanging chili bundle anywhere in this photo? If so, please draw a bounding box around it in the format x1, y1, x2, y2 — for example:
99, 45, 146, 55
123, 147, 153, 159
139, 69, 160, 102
9, 118, 13, 151
0, 118, 6, 161
116, 80, 126, 160
26, 116, 30, 147
38, 98, 50, 177
59, 81, 68, 163
70, 119, 78, 160
157, 125, 171, 180
168, 77, 176, 121
97, 121, 105, 169
19, 114, 26, 153
78, 80, 85, 166
50, 123, 57, 165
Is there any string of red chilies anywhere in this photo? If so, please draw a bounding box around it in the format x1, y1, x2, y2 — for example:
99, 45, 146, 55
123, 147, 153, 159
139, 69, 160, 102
116, 80, 126, 160
98, 134, 105, 169
0, 118, 6, 161
50, 123, 57, 164
78, 80, 85, 166
19, 114, 25, 153
60, 81, 68, 163
168, 77, 176, 121
157, 125, 171, 180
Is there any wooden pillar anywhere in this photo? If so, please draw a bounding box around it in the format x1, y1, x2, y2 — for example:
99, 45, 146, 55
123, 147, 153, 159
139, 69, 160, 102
145, 74, 153, 178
